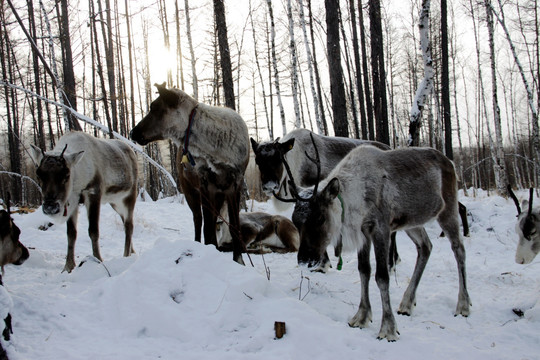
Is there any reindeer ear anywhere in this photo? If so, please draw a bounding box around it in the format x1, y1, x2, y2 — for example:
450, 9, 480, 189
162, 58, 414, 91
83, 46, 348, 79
321, 178, 340, 201
29, 144, 44, 165
278, 138, 295, 155
154, 83, 179, 107
250, 138, 259, 153
521, 200, 529, 213
64, 150, 85, 167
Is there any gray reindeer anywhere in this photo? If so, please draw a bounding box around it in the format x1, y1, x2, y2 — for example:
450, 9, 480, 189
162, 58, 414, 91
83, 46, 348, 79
508, 185, 540, 264
284, 141, 470, 341
30, 132, 138, 273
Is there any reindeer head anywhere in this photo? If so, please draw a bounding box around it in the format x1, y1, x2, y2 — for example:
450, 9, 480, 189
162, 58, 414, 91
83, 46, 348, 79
250, 137, 295, 196
508, 186, 540, 264
131, 83, 196, 146
277, 133, 341, 268
30, 144, 84, 221
0, 194, 29, 268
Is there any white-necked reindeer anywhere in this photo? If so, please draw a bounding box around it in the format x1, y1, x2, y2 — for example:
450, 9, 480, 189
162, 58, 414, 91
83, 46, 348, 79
30, 132, 138, 273
508, 186, 539, 264
284, 142, 470, 341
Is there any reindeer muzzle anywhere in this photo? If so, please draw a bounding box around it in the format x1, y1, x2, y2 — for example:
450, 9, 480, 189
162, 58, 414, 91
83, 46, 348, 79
43, 201, 61, 216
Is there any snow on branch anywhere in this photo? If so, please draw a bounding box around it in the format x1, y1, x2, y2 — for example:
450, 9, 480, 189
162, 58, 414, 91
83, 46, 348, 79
0, 81, 178, 194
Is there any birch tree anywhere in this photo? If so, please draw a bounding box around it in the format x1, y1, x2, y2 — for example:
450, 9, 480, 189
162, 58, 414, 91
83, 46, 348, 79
184, 0, 198, 99
408, 0, 434, 147
287, 0, 302, 128
213, 0, 235, 110
484, 0, 508, 195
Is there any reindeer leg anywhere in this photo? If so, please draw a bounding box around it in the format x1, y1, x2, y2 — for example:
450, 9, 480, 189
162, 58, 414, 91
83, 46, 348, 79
348, 240, 372, 329
438, 212, 471, 317
227, 188, 245, 265
64, 209, 79, 273
87, 195, 103, 263
368, 224, 398, 341
184, 187, 203, 243
200, 185, 222, 247
398, 227, 432, 316
389, 232, 400, 273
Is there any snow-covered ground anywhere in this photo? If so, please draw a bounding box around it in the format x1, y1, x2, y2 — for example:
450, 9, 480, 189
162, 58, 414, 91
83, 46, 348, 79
1, 189, 539, 359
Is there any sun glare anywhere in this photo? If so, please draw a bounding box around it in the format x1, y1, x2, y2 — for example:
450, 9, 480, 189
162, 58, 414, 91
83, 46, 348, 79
149, 45, 176, 83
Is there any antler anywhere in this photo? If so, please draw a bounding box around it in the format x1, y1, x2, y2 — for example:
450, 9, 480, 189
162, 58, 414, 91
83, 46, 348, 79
277, 132, 321, 203
60, 144, 68, 157
528, 188, 534, 215
507, 184, 522, 216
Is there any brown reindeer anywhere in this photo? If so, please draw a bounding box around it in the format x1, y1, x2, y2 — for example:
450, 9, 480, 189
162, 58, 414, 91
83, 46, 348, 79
217, 211, 299, 254
131, 83, 250, 264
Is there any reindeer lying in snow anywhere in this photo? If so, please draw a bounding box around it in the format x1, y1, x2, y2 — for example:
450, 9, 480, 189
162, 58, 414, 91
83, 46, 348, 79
131, 83, 249, 265
1, 194, 29, 357
508, 186, 540, 264
30, 132, 138, 273
216, 211, 299, 254
284, 142, 471, 341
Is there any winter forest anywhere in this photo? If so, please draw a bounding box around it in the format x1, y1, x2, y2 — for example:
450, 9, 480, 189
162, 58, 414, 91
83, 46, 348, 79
0, 0, 539, 205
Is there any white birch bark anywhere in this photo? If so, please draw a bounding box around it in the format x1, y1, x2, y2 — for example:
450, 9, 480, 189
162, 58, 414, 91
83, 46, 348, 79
408, 0, 434, 146
267, 0, 287, 136
287, 0, 301, 129
184, 0, 198, 100
297, 0, 322, 134
485, 0, 507, 195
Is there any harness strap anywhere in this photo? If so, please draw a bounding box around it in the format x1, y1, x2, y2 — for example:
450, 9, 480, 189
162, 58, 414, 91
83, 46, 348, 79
181, 105, 198, 167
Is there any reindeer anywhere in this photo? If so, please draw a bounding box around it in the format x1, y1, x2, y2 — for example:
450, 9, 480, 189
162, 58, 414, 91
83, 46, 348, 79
284, 142, 470, 341
1, 193, 29, 351
507, 185, 539, 264
29, 132, 138, 273
217, 211, 299, 254
130, 83, 250, 264
251, 129, 397, 271
0, 194, 29, 272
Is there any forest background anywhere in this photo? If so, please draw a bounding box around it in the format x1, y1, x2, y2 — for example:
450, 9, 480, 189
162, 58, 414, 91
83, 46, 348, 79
0, 0, 538, 206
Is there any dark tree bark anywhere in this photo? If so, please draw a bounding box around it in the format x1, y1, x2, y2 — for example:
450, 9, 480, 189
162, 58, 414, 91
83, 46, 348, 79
325, 0, 349, 137
349, 0, 368, 139
358, 0, 375, 140
441, 0, 453, 159
308, 0, 328, 135
213, 0, 236, 110
27, 0, 45, 149
58, 0, 81, 131
369, 0, 389, 144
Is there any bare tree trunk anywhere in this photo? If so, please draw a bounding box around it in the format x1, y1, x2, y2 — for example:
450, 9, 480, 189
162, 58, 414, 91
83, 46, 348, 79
493, 0, 540, 181
184, 0, 198, 98
287, 0, 302, 128
213, 0, 235, 110
349, 0, 368, 139
175, 0, 184, 89
408, 0, 434, 147
298, 0, 323, 134
326, 0, 349, 137
441, 0, 453, 159
485, 0, 508, 195
369, 0, 389, 144
308, 0, 328, 135
359, 0, 374, 140
124, 0, 136, 129
249, 0, 272, 139
27, 0, 45, 149
267, 0, 287, 136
